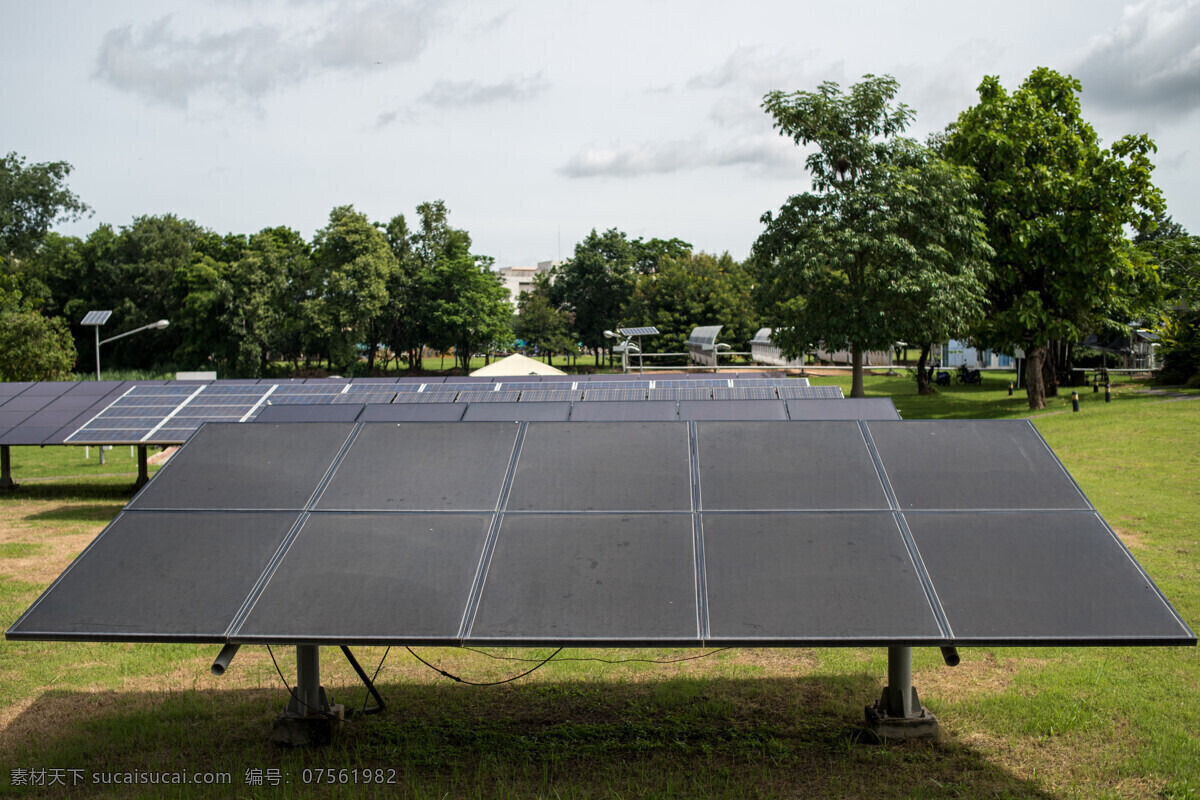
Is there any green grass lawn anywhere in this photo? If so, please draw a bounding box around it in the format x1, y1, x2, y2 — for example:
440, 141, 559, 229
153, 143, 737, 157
0, 379, 1196, 798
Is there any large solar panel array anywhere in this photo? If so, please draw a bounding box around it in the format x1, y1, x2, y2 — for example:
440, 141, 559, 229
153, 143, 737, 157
54, 377, 837, 445
9, 420, 1193, 648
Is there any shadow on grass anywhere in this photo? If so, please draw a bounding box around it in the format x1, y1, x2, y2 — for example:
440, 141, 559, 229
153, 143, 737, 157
1, 676, 1058, 799
21, 503, 129, 524
0, 482, 137, 504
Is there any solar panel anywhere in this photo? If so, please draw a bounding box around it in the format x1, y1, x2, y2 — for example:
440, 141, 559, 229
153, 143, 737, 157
129, 423, 355, 511
456, 391, 521, 404
506, 423, 691, 511
332, 391, 395, 404
315, 423, 515, 511
462, 402, 572, 422
617, 326, 660, 336
397, 391, 460, 404
569, 401, 678, 421
865, 420, 1087, 510
712, 387, 779, 400
678, 400, 788, 421
517, 389, 582, 402
654, 379, 729, 388
649, 387, 712, 401
8, 420, 1195, 652
777, 385, 844, 399
469, 513, 697, 644
704, 512, 942, 642
80, 310, 113, 326
581, 388, 649, 402
254, 405, 365, 423
786, 398, 901, 420
357, 404, 466, 422
236, 513, 492, 644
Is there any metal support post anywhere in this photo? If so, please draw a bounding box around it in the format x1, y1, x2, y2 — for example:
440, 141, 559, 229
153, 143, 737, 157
0, 446, 16, 491
135, 445, 150, 489
271, 645, 344, 746
864, 646, 940, 740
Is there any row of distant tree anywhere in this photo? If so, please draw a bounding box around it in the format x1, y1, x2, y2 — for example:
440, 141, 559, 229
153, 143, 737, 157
3, 67, 1199, 407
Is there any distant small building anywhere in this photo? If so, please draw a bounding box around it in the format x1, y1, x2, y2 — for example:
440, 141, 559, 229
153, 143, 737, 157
497, 260, 562, 310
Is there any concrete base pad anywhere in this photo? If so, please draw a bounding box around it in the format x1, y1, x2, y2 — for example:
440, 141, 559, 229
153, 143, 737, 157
271, 704, 345, 747
865, 693, 940, 740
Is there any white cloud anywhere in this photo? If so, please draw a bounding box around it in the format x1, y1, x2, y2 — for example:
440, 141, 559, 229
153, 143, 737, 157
94, 2, 441, 108
559, 133, 805, 178
1072, 0, 1200, 117
418, 73, 548, 109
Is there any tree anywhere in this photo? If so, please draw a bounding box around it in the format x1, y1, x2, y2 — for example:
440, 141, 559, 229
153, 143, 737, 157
552, 229, 635, 366
425, 251, 513, 373
944, 68, 1162, 409
1135, 215, 1200, 385
751, 75, 992, 397
310, 206, 397, 373
624, 251, 755, 361
0, 152, 90, 263
515, 273, 574, 362
0, 275, 76, 380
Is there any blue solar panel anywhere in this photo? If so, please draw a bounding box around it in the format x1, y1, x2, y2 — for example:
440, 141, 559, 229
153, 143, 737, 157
654, 379, 729, 388
399, 392, 460, 404
713, 387, 780, 400
519, 389, 582, 402
332, 391, 395, 404
457, 391, 521, 403
777, 385, 844, 399
649, 388, 713, 401
581, 388, 648, 401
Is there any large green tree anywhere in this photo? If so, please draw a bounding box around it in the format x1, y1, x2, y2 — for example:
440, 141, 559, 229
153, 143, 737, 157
0, 276, 76, 381
0, 152, 90, 264
943, 68, 1162, 409
310, 206, 398, 373
515, 273, 574, 362
624, 250, 755, 361
751, 75, 992, 397
426, 251, 513, 373
551, 229, 636, 366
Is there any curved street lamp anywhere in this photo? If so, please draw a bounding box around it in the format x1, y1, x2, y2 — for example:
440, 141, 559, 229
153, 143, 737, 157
81, 313, 170, 380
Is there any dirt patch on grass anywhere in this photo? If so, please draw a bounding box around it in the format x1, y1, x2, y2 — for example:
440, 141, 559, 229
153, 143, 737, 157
1113, 527, 1147, 549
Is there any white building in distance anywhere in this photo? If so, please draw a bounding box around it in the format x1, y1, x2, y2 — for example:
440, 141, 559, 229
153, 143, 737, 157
497, 260, 561, 310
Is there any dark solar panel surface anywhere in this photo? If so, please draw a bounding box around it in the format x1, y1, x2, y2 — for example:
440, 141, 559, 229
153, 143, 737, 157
777, 385, 844, 399
8, 419, 1194, 648
357, 404, 466, 422
866, 420, 1088, 510
786, 398, 900, 420
255, 404, 365, 423
315, 423, 515, 511
679, 400, 787, 421
462, 402, 572, 422
569, 400, 678, 421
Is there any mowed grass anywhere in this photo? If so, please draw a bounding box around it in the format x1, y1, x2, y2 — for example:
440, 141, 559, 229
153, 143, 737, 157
0, 380, 1196, 798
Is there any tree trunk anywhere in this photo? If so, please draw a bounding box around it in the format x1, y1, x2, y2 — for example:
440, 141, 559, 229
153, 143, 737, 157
1042, 342, 1058, 398
916, 343, 933, 395
367, 343, 377, 371
1025, 345, 1047, 410
851, 343, 865, 398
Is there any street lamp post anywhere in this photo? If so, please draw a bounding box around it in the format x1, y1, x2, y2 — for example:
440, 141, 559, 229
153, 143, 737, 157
85, 317, 171, 381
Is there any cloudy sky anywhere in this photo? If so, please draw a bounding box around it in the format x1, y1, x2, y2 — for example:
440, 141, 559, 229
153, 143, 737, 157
3, 0, 1198, 268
